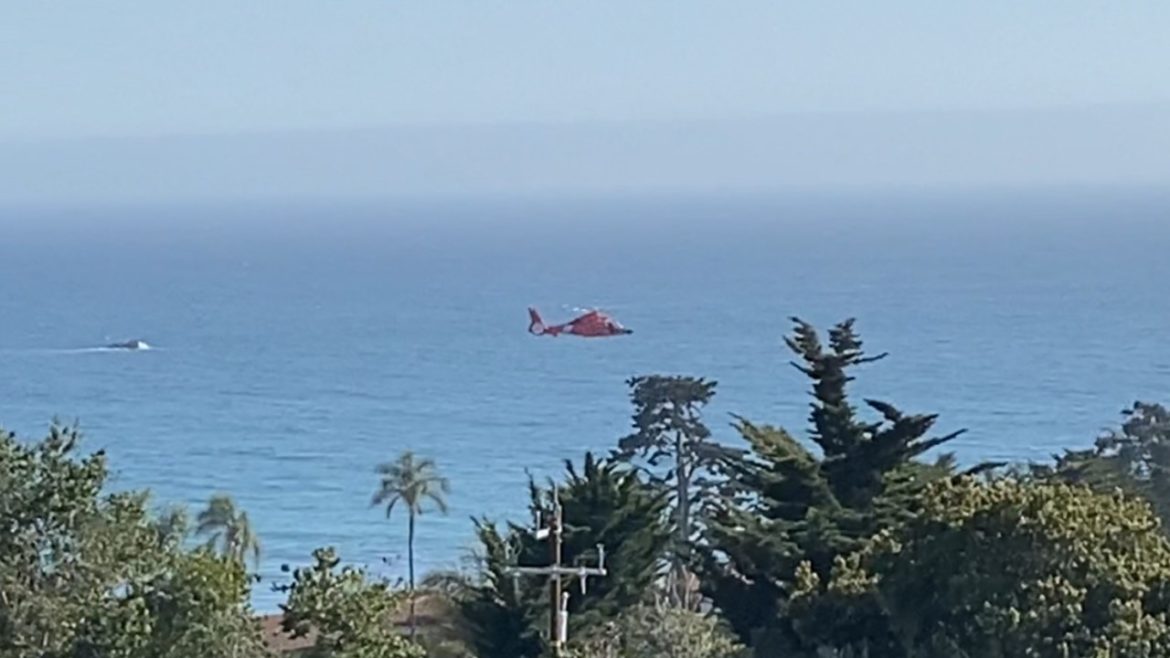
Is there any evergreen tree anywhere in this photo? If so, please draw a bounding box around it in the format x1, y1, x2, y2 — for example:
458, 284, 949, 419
544, 452, 672, 627
456, 520, 545, 658
456, 452, 670, 658
612, 375, 743, 607
701, 318, 971, 653
1035, 401, 1170, 529
791, 476, 1170, 656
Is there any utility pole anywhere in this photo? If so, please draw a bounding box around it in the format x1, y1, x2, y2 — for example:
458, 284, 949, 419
505, 486, 608, 657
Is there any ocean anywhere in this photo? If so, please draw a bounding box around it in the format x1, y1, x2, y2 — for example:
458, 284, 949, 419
2, 188, 1168, 612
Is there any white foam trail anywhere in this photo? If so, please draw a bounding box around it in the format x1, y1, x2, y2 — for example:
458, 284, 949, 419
0, 345, 158, 355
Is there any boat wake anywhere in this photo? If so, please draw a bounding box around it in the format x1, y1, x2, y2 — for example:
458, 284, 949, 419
0, 343, 158, 356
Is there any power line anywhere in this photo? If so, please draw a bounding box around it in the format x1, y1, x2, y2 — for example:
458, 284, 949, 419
504, 486, 608, 657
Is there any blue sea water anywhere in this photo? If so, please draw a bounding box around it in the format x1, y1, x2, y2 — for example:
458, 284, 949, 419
2, 188, 1169, 612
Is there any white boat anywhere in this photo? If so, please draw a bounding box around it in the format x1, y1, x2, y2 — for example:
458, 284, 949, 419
106, 339, 151, 350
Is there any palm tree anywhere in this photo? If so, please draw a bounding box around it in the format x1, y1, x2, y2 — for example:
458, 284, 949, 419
195, 493, 261, 570
152, 504, 190, 550
371, 450, 450, 637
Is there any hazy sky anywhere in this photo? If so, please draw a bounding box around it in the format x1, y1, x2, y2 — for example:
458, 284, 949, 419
3, 2, 1170, 205
4, 2, 1170, 140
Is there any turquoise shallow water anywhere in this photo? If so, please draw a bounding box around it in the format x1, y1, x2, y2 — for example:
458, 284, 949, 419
2, 189, 1169, 611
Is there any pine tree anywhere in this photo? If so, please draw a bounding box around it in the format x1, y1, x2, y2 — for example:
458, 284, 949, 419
454, 519, 546, 658
612, 375, 744, 607
701, 317, 970, 652
1036, 401, 1170, 530
456, 452, 670, 658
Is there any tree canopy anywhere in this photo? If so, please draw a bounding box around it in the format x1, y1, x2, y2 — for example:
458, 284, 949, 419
612, 374, 742, 606
791, 476, 1170, 656
455, 451, 670, 658
0, 422, 270, 658
279, 547, 424, 658
1038, 401, 1170, 530
700, 317, 970, 652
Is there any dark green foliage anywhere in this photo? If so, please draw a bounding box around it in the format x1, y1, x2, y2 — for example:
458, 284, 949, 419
279, 547, 424, 658
782, 318, 965, 507
792, 476, 1170, 656
455, 452, 670, 658
0, 422, 270, 658
539, 452, 672, 627
454, 520, 546, 658
613, 375, 743, 605
701, 318, 967, 652
1037, 401, 1170, 529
